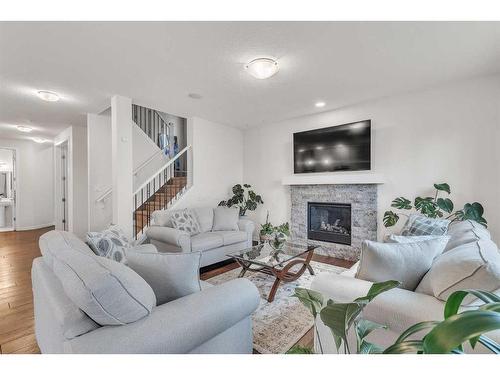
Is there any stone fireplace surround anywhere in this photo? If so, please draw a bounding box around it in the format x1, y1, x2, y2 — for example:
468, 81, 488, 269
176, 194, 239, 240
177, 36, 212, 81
290, 184, 377, 261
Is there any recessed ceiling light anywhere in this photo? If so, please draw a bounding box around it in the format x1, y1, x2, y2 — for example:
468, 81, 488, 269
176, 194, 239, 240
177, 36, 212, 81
245, 58, 279, 80
315, 101, 326, 108
17, 125, 33, 133
32, 137, 48, 144
37, 90, 60, 102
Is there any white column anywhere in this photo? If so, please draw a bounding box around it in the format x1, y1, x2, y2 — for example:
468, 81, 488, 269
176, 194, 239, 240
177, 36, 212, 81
111, 96, 133, 238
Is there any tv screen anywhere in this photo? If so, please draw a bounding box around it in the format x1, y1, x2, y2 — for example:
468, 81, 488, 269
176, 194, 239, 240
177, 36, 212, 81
293, 120, 371, 173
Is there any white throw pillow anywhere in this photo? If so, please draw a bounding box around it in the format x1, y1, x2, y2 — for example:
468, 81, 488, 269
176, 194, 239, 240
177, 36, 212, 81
126, 250, 202, 305
86, 225, 131, 264
52, 245, 156, 325
386, 234, 448, 244
415, 239, 500, 304
212, 207, 239, 231
170, 209, 201, 235
356, 237, 449, 290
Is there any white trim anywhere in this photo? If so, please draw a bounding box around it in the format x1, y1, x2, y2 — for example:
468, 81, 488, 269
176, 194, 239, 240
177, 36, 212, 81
15, 222, 55, 231
281, 172, 385, 185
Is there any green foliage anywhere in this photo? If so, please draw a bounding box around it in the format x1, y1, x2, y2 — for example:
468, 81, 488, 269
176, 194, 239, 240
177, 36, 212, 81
383, 211, 399, 227
286, 345, 314, 354
218, 183, 263, 216
260, 211, 290, 249
383, 183, 487, 228
294, 281, 400, 354
293, 284, 500, 354
260, 211, 274, 236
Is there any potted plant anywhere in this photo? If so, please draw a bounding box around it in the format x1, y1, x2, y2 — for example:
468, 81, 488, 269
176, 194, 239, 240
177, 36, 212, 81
219, 183, 263, 217
259, 211, 274, 242
383, 182, 487, 228
290, 283, 500, 354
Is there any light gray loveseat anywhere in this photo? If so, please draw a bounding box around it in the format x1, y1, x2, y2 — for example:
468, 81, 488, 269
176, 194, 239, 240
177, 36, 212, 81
146, 207, 254, 267
32, 230, 260, 354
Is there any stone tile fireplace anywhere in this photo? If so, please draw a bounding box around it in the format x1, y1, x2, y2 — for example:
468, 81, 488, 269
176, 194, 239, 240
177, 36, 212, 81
290, 183, 378, 261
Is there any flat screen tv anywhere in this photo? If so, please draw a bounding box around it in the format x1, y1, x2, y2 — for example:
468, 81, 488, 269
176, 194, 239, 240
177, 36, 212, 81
293, 120, 371, 173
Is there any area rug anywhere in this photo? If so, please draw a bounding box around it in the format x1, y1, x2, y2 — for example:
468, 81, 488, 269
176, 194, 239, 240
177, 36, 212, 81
206, 261, 346, 354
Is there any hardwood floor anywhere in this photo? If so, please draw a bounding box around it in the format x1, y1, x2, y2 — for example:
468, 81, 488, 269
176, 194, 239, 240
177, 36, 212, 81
0, 226, 53, 354
0, 227, 353, 354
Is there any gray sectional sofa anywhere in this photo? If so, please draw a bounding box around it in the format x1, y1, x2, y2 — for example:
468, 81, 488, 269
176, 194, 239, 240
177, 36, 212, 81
32, 230, 260, 354
146, 207, 255, 267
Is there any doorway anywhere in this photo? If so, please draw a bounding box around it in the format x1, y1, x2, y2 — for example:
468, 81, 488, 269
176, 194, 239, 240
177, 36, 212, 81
55, 141, 69, 231
0, 148, 16, 232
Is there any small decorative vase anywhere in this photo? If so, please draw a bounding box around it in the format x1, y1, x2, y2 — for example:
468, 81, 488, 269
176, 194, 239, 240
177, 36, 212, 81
269, 232, 287, 251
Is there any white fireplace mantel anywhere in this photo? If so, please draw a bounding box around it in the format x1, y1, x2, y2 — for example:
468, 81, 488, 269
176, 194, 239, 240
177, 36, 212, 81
282, 172, 385, 186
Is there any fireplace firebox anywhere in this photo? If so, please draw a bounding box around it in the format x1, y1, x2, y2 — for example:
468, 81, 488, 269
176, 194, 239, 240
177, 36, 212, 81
307, 202, 352, 245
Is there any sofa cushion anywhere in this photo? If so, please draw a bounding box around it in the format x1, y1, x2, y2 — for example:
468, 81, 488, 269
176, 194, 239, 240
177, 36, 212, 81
126, 250, 202, 305
39, 230, 95, 270
401, 214, 450, 236
151, 210, 173, 227
386, 234, 447, 244
191, 233, 224, 252
47, 233, 156, 325
445, 220, 491, 252
212, 231, 248, 246
86, 225, 131, 264
192, 207, 214, 233
170, 209, 201, 236
415, 239, 500, 304
356, 237, 449, 290
212, 207, 239, 231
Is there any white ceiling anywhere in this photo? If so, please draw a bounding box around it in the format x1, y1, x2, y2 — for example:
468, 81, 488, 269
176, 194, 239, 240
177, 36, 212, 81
1, 22, 500, 140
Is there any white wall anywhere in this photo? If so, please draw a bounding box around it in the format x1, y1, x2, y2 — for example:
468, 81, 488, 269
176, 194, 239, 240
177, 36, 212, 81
87, 111, 113, 231
0, 138, 54, 230
173, 117, 244, 209
243, 75, 500, 242
54, 126, 88, 238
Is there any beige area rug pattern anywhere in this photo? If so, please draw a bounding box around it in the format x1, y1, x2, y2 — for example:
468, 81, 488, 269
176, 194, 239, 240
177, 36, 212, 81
206, 261, 345, 354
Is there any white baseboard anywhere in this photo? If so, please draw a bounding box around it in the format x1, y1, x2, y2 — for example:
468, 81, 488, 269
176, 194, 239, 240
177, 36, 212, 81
15, 223, 55, 231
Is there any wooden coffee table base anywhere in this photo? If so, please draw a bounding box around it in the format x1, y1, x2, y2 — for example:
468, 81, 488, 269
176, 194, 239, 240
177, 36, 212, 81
235, 248, 315, 302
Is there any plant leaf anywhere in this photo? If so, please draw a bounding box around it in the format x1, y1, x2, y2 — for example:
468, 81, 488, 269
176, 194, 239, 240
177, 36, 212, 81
320, 302, 359, 347
383, 340, 424, 354
423, 310, 500, 353
355, 280, 401, 304
292, 288, 324, 318
383, 211, 399, 227
286, 345, 314, 354
393, 321, 439, 344
434, 183, 451, 194
436, 198, 454, 213
356, 319, 386, 341
414, 197, 438, 217
477, 335, 500, 354
444, 289, 500, 319
391, 197, 412, 210
359, 341, 383, 354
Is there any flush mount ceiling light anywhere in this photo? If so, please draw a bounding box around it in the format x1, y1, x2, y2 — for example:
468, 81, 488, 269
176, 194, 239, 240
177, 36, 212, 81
188, 93, 203, 100
315, 101, 326, 108
32, 137, 48, 144
37, 90, 60, 102
17, 125, 33, 133
245, 58, 279, 80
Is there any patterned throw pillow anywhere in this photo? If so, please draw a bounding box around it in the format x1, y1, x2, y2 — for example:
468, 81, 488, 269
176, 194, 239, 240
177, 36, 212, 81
170, 209, 201, 236
86, 225, 131, 264
401, 214, 450, 236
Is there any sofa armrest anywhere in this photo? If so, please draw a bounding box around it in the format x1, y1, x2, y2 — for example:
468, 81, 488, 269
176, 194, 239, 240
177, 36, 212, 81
146, 226, 191, 252
238, 219, 255, 244
64, 278, 260, 354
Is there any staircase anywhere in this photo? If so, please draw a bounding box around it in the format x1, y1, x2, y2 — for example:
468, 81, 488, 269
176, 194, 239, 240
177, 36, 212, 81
132, 104, 172, 148
132, 145, 191, 239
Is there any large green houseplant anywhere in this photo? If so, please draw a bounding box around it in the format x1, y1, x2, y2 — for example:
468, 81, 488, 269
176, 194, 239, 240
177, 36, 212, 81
219, 184, 263, 216
383, 183, 487, 228
290, 283, 500, 354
